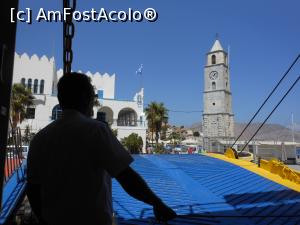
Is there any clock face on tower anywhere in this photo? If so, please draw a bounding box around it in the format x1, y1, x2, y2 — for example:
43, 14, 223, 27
209, 71, 218, 80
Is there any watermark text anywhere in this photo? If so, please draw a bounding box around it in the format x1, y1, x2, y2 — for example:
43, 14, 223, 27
10, 7, 158, 24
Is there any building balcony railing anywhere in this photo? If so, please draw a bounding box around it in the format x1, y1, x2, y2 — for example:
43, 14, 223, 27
111, 119, 146, 128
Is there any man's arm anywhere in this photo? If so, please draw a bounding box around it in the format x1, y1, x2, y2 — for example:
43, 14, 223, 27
115, 166, 177, 222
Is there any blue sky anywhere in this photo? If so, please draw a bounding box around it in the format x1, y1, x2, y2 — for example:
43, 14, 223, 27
15, 0, 300, 127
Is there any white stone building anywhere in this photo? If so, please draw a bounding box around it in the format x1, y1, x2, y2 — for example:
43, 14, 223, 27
12, 53, 147, 152
202, 39, 235, 152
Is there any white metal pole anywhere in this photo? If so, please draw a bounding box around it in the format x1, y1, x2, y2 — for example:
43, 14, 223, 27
292, 113, 295, 143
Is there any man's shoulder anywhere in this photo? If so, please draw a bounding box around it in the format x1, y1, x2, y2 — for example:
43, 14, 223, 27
30, 121, 57, 144
66, 115, 110, 137
89, 118, 107, 128
84, 118, 109, 133
31, 116, 108, 144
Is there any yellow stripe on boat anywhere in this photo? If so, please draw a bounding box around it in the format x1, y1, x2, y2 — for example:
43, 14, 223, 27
206, 152, 300, 193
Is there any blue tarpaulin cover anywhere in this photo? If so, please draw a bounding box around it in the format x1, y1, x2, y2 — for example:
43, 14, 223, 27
113, 155, 300, 225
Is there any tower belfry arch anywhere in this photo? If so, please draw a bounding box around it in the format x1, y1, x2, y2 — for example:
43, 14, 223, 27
202, 38, 234, 152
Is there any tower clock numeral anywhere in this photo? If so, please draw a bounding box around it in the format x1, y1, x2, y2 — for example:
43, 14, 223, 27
209, 71, 218, 80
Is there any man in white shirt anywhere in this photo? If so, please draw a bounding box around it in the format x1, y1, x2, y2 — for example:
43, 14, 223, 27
27, 72, 176, 225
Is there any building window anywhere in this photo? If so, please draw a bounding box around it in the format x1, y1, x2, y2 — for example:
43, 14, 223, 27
117, 108, 137, 126
40, 79, 44, 94
211, 55, 216, 64
212, 102, 215, 106
51, 105, 62, 120
140, 116, 143, 126
21, 78, 26, 86
97, 90, 104, 99
26, 108, 35, 119
137, 95, 142, 104
27, 79, 32, 91
212, 81, 216, 90
33, 79, 38, 94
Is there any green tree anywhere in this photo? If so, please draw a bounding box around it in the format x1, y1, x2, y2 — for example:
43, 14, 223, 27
160, 122, 169, 141
22, 125, 31, 145
145, 102, 168, 148
121, 133, 143, 154
11, 84, 35, 128
111, 128, 118, 137
22, 125, 35, 145
168, 131, 181, 146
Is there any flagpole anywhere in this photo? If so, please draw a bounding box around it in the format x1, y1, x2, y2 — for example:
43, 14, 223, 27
136, 64, 143, 91
140, 67, 143, 91
141, 64, 143, 91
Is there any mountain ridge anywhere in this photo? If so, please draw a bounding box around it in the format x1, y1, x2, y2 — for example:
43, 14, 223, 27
189, 122, 300, 142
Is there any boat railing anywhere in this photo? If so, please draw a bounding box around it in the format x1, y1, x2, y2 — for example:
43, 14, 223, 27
0, 126, 27, 224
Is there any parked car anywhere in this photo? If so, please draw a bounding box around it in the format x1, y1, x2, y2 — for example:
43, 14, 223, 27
174, 145, 183, 152
187, 147, 196, 154
164, 145, 173, 153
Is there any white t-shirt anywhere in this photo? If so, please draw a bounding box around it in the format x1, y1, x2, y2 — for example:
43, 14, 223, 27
27, 110, 133, 225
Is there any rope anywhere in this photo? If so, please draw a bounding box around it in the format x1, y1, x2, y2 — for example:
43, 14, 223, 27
239, 73, 300, 154
231, 54, 300, 148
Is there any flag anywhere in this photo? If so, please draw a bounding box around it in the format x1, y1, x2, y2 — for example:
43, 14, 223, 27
136, 64, 143, 75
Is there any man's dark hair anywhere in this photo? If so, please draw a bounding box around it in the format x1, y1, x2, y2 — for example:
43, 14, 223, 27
57, 72, 95, 112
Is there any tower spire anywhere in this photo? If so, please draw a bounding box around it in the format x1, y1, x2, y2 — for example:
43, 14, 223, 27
210, 38, 224, 52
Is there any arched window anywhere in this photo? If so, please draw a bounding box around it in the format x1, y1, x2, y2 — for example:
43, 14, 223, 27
27, 79, 32, 91
98, 106, 114, 125
117, 108, 137, 126
51, 105, 62, 120
212, 81, 216, 90
33, 79, 38, 94
40, 79, 44, 94
211, 55, 216, 64
21, 78, 26, 86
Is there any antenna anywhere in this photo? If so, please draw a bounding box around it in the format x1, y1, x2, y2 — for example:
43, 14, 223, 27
215, 33, 219, 40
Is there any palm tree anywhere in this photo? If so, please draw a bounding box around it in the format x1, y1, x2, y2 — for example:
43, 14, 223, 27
145, 102, 168, 148
145, 106, 155, 146
11, 83, 35, 129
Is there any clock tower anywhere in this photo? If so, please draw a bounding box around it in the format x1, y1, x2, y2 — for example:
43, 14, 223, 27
202, 38, 234, 151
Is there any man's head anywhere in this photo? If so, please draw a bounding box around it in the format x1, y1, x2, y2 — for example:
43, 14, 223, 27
57, 72, 95, 116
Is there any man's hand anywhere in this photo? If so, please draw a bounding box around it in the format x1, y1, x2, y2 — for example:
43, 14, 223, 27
116, 167, 177, 222
153, 201, 177, 222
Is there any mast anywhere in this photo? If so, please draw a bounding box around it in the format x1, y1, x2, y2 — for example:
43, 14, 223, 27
292, 113, 295, 143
